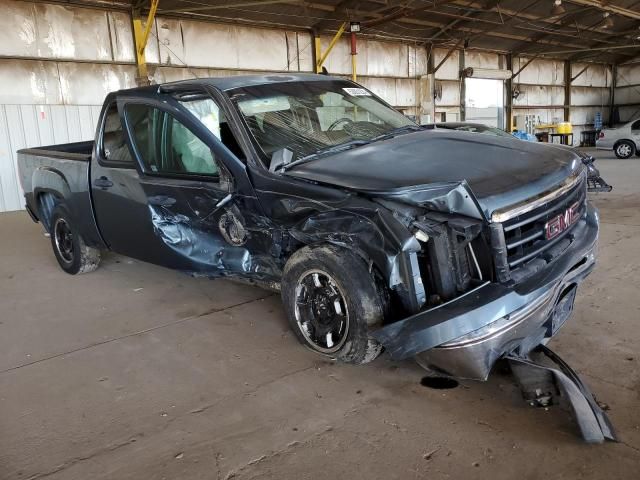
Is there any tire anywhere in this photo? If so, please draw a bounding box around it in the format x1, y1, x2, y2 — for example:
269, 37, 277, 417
49, 204, 101, 275
281, 245, 384, 364
614, 140, 635, 159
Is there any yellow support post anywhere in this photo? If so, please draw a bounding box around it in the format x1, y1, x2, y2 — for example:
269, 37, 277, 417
314, 36, 322, 73
133, 0, 160, 86
315, 22, 346, 74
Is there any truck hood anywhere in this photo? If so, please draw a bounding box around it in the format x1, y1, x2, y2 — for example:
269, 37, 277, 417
285, 129, 584, 219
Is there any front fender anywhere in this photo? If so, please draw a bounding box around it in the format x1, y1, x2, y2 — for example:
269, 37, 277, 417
288, 207, 426, 313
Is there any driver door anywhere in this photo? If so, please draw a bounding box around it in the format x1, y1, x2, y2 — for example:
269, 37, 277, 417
91, 94, 260, 275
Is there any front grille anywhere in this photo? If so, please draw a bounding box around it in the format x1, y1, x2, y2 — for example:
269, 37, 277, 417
496, 174, 587, 279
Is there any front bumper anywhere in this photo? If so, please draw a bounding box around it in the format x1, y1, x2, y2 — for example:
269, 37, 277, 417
372, 203, 599, 380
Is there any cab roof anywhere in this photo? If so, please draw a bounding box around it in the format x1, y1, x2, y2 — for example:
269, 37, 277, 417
114, 73, 337, 97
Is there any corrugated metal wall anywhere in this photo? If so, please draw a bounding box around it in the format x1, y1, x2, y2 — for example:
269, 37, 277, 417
0, 104, 101, 211
615, 62, 640, 122
0, 0, 631, 212
0, 0, 430, 211
431, 52, 613, 140
513, 58, 612, 141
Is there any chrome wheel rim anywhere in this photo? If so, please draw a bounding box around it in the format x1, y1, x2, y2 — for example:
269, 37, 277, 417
53, 218, 74, 264
294, 270, 349, 354
617, 144, 631, 157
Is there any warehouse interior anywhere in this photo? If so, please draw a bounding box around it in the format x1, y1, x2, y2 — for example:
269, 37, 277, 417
1, 0, 640, 478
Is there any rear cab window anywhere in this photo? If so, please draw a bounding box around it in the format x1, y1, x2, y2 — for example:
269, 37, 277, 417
100, 102, 134, 166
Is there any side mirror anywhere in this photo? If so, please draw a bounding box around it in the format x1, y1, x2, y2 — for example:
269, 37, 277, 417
269, 148, 293, 173
217, 160, 235, 193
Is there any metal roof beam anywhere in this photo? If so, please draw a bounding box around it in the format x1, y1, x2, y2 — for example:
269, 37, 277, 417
565, 0, 640, 22
537, 44, 640, 56
310, 0, 360, 33
511, 55, 539, 79
618, 53, 640, 65
447, 0, 631, 38
158, 0, 316, 15
431, 38, 464, 73
570, 64, 589, 82
429, 9, 477, 41
416, 7, 618, 47
394, 17, 586, 50
507, 5, 594, 55
312, 0, 566, 49
313, 0, 436, 33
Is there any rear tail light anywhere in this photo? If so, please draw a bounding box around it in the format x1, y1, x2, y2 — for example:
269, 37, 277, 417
598, 131, 605, 138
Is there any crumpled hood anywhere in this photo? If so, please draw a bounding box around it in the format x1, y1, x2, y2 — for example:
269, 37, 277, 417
286, 129, 584, 219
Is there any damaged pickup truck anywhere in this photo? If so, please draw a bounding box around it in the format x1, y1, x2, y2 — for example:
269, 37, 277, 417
18, 74, 614, 442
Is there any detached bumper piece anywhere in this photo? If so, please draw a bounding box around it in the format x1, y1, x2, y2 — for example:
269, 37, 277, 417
507, 345, 617, 444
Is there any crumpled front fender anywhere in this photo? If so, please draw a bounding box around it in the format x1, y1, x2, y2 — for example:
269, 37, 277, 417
372, 204, 599, 379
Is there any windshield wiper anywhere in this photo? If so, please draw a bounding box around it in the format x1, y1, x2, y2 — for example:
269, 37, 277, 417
369, 124, 425, 143
276, 139, 370, 173
274, 125, 424, 173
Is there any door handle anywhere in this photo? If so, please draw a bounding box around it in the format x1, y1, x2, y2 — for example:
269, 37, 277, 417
93, 176, 114, 189
148, 195, 176, 207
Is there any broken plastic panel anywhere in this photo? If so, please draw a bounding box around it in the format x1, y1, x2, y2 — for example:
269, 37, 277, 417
507, 345, 617, 444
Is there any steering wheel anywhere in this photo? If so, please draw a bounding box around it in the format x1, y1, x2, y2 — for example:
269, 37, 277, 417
328, 117, 354, 131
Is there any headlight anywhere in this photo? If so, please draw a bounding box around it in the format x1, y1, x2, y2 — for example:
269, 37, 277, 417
413, 229, 429, 243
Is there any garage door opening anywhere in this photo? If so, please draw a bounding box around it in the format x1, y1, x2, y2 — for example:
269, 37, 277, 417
465, 78, 504, 129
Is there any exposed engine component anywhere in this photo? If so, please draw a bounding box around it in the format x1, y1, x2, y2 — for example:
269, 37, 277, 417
219, 210, 248, 246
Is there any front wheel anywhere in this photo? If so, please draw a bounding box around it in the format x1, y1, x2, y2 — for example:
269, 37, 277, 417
281, 245, 384, 364
614, 140, 635, 159
50, 205, 101, 274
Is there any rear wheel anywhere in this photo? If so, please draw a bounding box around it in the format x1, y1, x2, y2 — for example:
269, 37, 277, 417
50, 205, 101, 274
281, 245, 384, 364
614, 140, 635, 159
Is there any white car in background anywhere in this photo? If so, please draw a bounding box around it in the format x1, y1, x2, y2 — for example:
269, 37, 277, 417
596, 119, 640, 159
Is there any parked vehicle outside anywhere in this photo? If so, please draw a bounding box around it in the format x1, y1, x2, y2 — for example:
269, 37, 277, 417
596, 119, 640, 158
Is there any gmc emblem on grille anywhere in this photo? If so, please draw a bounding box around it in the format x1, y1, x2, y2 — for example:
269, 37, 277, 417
544, 202, 580, 240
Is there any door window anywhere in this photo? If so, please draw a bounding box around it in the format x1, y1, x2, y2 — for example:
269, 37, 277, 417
631, 120, 640, 130
174, 93, 245, 159
101, 103, 134, 165
125, 104, 219, 177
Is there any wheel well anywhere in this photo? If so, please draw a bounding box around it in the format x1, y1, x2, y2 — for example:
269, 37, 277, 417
300, 242, 391, 317
614, 139, 635, 149
36, 192, 58, 232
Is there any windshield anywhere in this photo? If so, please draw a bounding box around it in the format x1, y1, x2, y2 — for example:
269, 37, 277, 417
227, 80, 415, 164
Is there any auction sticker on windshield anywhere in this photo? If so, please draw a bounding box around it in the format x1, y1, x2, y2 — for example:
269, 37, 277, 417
343, 87, 371, 96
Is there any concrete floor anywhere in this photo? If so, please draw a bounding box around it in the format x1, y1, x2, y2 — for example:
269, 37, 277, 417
1, 148, 639, 480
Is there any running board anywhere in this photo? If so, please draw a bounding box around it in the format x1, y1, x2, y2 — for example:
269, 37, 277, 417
507, 345, 617, 444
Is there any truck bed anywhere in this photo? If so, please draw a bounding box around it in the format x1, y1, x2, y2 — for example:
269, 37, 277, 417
18, 140, 93, 162
18, 142, 93, 198
17, 140, 101, 245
